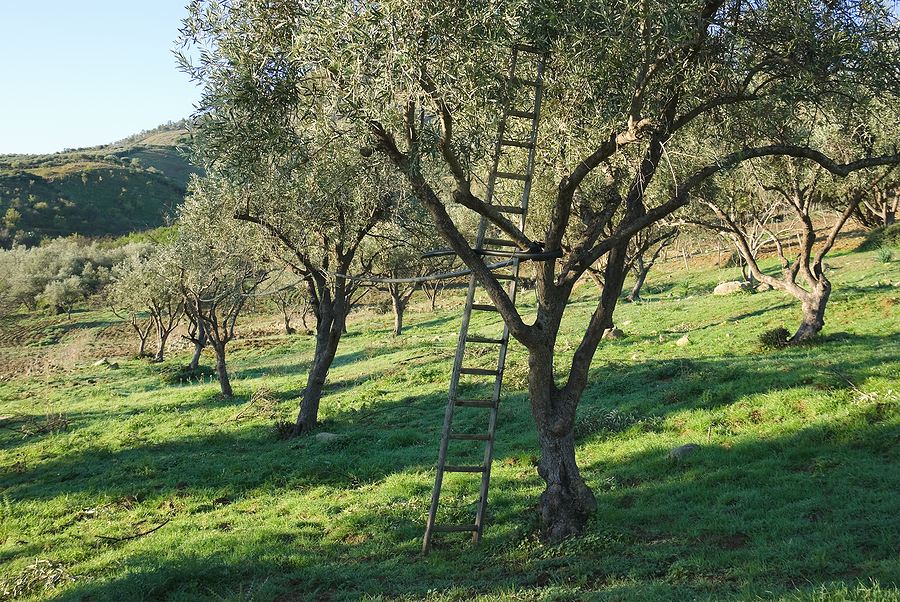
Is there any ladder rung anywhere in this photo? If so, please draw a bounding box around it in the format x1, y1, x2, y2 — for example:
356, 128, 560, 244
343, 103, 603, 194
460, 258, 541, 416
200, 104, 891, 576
432, 524, 479, 533
482, 237, 517, 247
471, 304, 498, 312
444, 465, 486, 473
455, 399, 496, 408
495, 205, 526, 214
466, 336, 504, 344
506, 109, 536, 120
495, 171, 529, 181
459, 367, 499, 376
513, 43, 543, 54
500, 138, 534, 149
449, 433, 491, 441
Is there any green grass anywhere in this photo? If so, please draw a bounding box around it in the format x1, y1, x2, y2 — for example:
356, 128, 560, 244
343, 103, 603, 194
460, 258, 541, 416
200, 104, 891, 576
1, 245, 900, 601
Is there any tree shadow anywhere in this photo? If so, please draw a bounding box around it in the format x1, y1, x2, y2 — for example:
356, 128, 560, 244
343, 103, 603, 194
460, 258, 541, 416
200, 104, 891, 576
6, 331, 899, 601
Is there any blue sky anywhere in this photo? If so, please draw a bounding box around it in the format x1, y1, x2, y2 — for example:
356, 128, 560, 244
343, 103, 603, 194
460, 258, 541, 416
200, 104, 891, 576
0, 1, 200, 155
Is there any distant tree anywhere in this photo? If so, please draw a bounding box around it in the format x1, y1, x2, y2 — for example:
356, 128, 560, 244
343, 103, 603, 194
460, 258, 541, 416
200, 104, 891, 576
110, 244, 183, 361
165, 175, 270, 397
625, 224, 678, 303
694, 153, 892, 343
3, 208, 21, 230
365, 197, 447, 336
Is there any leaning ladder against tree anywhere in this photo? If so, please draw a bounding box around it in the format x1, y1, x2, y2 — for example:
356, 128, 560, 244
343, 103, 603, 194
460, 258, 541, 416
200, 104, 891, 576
422, 44, 549, 554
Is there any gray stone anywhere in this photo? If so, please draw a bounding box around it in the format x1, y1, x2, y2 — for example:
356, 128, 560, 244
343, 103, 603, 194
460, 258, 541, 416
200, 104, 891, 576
602, 328, 625, 340
668, 443, 700, 460
315, 432, 343, 443
714, 281, 750, 295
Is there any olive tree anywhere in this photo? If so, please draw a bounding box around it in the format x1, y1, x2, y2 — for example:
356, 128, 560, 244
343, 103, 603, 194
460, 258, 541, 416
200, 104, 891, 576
179, 0, 900, 540
110, 245, 184, 361
165, 174, 270, 398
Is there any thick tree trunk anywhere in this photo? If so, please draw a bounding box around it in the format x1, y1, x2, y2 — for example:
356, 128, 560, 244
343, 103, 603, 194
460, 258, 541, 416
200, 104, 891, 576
213, 341, 233, 397
626, 262, 649, 302
290, 293, 348, 437
527, 345, 597, 540
791, 280, 831, 343
188, 343, 203, 370
283, 312, 295, 335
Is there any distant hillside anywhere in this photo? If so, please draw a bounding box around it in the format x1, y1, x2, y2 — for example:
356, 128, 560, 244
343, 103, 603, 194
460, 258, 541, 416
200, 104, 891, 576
0, 121, 201, 247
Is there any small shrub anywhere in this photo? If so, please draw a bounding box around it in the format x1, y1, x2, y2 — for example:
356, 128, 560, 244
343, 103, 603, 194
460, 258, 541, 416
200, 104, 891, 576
273, 418, 294, 440
758, 326, 791, 350
575, 408, 662, 439
875, 245, 895, 264
160, 364, 217, 385
0, 559, 74, 599
857, 223, 900, 251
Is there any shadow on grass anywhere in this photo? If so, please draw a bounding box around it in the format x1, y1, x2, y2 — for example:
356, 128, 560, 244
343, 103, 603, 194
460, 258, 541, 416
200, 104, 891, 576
6, 332, 900, 601
30, 402, 900, 602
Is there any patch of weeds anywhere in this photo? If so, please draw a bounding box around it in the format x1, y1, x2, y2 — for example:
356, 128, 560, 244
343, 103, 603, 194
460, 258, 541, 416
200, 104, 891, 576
503, 358, 530, 391
758, 327, 791, 350
160, 364, 217, 385
575, 407, 662, 439
272, 418, 295, 440
875, 245, 895, 264
858, 222, 900, 251
222, 387, 280, 423
0, 559, 74, 599
0, 411, 70, 438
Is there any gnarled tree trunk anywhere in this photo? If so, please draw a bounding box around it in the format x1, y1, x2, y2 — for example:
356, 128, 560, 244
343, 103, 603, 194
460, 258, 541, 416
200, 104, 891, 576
791, 279, 831, 343
212, 341, 233, 397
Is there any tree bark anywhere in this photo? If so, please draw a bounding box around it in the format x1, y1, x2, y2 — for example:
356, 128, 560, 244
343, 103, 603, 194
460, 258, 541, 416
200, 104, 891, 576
791, 280, 831, 343
626, 260, 649, 302
290, 292, 348, 437
212, 341, 233, 397
527, 341, 598, 539
155, 331, 170, 363
392, 294, 405, 336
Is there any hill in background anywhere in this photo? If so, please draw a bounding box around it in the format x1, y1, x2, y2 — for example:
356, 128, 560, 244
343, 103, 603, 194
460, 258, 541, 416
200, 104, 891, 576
0, 121, 201, 246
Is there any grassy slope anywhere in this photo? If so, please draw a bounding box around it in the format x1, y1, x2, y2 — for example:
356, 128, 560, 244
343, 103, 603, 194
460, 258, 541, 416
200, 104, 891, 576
0, 243, 899, 601
0, 130, 198, 242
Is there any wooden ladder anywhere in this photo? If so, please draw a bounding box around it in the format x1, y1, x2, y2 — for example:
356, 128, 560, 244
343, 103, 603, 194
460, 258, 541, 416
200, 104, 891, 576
423, 44, 547, 554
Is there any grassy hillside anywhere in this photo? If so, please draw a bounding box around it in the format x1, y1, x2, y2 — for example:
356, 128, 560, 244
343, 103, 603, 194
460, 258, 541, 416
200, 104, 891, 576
0, 124, 199, 246
0, 242, 899, 601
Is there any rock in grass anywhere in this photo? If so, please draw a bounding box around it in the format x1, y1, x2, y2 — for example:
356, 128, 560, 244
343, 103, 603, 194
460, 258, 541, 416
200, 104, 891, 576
676, 335, 691, 346
602, 328, 625, 340
714, 281, 751, 295
668, 443, 700, 460
315, 432, 343, 443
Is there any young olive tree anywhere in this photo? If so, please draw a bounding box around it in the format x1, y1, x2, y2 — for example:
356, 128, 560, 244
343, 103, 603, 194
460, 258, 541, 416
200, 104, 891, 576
172, 107, 406, 434
110, 245, 184, 361
364, 198, 450, 336
165, 175, 270, 398
179, 0, 900, 540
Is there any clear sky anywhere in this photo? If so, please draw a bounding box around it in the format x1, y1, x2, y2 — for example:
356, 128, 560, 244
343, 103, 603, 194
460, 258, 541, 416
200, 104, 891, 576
0, 1, 201, 156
